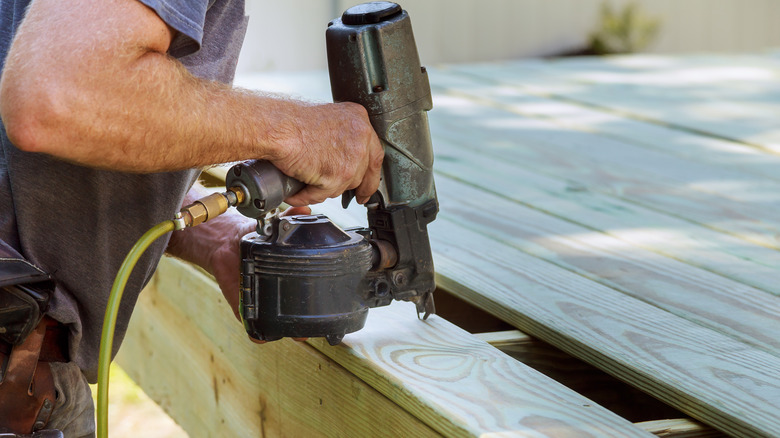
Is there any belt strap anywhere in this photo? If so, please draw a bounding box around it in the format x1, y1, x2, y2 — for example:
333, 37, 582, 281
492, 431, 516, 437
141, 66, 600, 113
0, 321, 57, 434
0, 318, 68, 363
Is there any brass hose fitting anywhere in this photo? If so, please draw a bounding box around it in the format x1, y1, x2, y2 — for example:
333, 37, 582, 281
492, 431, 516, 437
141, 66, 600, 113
174, 187, 248, 230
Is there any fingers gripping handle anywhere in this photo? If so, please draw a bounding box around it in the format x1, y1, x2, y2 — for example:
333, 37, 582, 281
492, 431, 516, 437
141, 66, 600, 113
226, 160, 306, 220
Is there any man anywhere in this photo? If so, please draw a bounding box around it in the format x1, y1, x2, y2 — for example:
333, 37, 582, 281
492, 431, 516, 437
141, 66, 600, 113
0, 0, 383, 435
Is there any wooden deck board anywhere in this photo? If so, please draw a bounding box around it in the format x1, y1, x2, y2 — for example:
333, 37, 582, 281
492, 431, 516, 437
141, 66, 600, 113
447, 55, 780, 152
316, 199, 780, 438
308, 303, 653, 437
434, 176, 780, 355
426, 92, 780, 250
430, 139, 780, 300
117, 259, 443, 438
430, 66, 780, 183
120, 258, 652, 438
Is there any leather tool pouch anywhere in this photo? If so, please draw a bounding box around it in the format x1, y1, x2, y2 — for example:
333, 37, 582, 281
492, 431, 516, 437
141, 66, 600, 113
0, 241, 53, 346
0, 240, 58, 433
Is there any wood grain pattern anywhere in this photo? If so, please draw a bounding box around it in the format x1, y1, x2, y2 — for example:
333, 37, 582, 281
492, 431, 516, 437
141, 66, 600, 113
314, 198, 780, 437
430, 136, 780, 300
447, 56, 780, 152
426, 219, 780, 438
426, 89, 780, 251
475, 333, 683, 423
308, 302, 653, 437
433, 172, 780, 356
635, 419, 726, 438
430, 66, 780, 183
117, 258, 442, 438
120, 258, 651, 437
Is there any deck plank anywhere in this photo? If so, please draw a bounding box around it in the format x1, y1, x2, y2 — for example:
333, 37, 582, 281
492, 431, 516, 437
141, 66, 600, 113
120, 258, 652, 438
433, 175, 780, 355
430, 66, 780, 183
447, 55, 780, 152
310, 303, 653, 437
117, 258, 443, 438
426, 89, 780, 251
317, 200, 780, 437
430, 139, 780, 300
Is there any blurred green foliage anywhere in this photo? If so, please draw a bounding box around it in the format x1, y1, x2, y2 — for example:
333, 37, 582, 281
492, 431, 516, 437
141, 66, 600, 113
587, 2, 661, 55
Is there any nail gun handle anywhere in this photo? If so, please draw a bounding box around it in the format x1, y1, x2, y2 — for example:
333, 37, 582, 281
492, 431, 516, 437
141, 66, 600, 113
225, 160, 305, 220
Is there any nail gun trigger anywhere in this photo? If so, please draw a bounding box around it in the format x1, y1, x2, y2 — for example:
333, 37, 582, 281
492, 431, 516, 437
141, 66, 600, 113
341, 190, 356, 209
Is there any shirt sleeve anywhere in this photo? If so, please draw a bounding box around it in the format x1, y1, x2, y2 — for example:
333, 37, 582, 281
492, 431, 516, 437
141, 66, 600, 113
136, 0, 209, 57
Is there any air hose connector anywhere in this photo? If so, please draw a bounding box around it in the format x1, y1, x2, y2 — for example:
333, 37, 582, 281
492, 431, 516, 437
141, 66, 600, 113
174, 187, 247, 230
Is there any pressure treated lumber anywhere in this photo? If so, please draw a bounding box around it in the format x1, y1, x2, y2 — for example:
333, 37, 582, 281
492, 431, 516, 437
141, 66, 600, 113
474, 330, 533, 347
317, 199, 780, 438
119, 258, 652, 437
434, 220, 780, 437
427, 115, 780, 301
307, 303, 653, 437
117, 258, 440, 438
426, 91, 780, 251
434, 174, 780, 356
474, 331, 682, 423
430, 67, 780, 184
448, 55, 780, 153
635, 419, 726, 438
472, 334, 723, 435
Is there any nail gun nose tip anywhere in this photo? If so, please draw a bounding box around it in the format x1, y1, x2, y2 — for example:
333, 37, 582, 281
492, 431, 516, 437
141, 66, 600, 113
326, 334, 345, 346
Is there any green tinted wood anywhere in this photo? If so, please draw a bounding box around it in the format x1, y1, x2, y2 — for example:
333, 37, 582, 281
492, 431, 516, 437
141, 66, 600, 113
120, 258, 650, 437
118, 258, 441, 438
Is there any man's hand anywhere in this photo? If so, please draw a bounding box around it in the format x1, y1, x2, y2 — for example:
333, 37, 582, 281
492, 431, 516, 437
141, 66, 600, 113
207, 205, 312, 321
166, 184, 315, 322
273, 102, 384, 206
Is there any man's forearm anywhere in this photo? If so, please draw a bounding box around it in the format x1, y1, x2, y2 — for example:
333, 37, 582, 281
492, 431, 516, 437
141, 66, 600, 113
0, 0, 299, 172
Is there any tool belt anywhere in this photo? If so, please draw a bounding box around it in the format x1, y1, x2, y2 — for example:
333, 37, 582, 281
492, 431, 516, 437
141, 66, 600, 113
0, 240, 61, 434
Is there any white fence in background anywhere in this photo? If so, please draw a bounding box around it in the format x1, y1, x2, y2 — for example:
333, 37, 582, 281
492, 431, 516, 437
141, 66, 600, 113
236, 0, 780, 74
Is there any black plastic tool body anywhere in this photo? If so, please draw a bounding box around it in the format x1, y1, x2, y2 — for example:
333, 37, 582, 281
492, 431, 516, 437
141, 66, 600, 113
233, 2, 438, 344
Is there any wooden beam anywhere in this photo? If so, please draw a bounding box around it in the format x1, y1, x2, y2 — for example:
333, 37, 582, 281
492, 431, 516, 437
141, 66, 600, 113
307, 302, 653, 437
120, 258, 653, 437
448, 57, 780, 154
635, 419, 727, 438
474, 330, 533, 346
432, 174, 780, 355
201, 166, 229, 186
475, 331, 681, 423
117, 258, 441, 438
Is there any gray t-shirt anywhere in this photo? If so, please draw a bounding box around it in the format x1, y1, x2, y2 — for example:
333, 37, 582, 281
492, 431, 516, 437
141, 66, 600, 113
0, 0, 248, 382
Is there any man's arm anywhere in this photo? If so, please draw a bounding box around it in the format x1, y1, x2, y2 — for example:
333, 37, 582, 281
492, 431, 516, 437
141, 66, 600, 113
0, 0, 383, 205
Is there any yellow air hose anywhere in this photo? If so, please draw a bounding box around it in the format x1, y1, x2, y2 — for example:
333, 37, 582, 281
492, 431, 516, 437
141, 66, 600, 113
96, 220, 174, 438
96, 188, 243, 438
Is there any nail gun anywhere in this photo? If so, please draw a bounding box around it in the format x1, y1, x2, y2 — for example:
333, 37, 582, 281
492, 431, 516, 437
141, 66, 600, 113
224, 1, 438, 345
